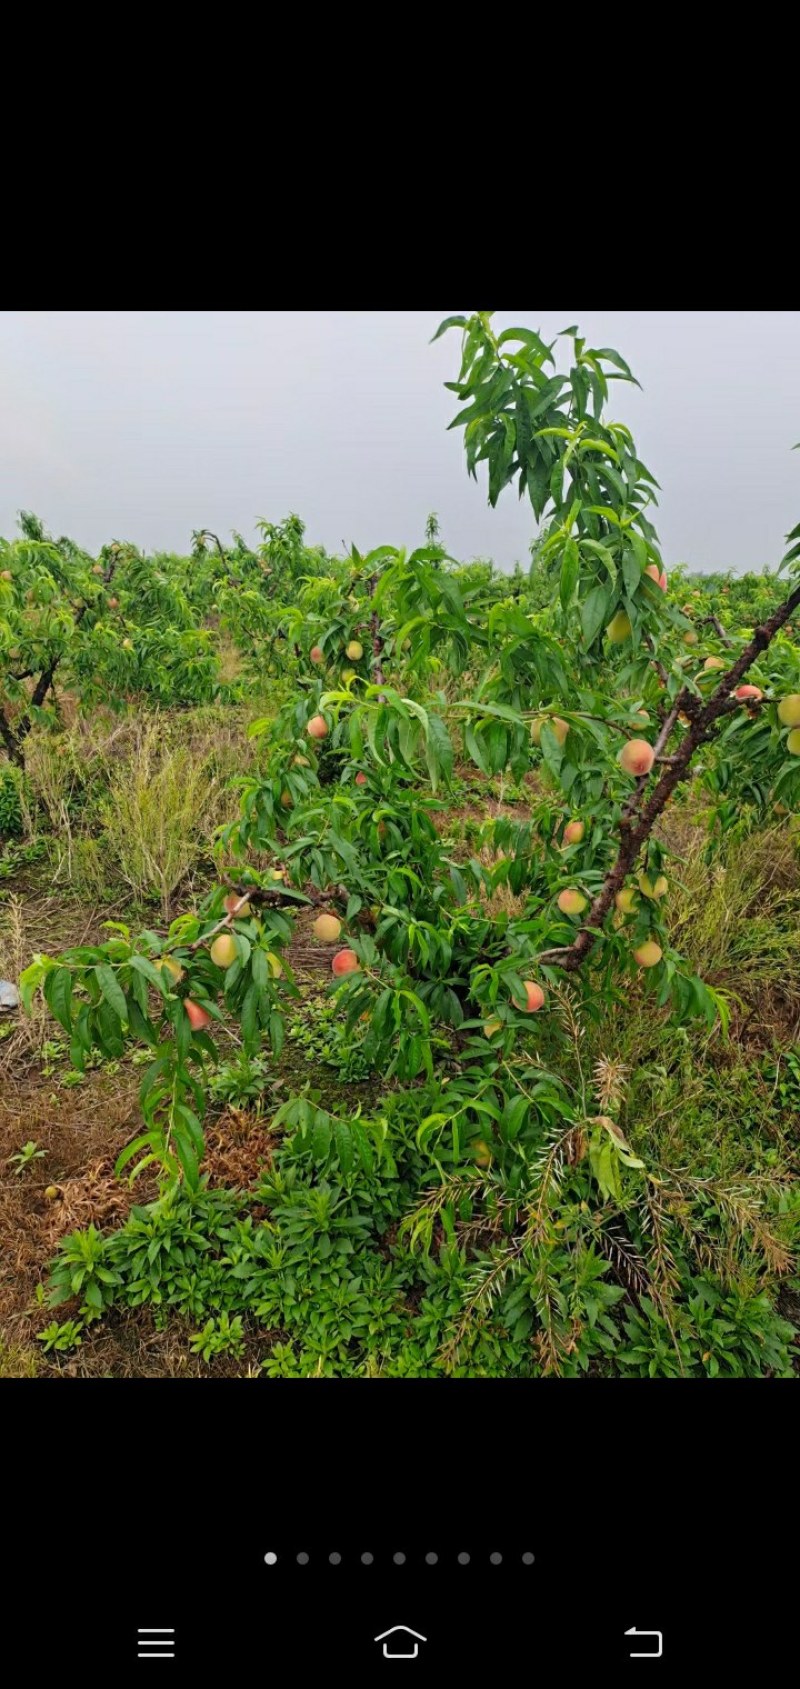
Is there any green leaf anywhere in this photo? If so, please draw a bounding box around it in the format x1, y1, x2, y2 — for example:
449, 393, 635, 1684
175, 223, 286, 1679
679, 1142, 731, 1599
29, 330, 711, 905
130, 954, 170, 992
333, 1119, 354, 1176
43, 966, 74, 1033
581, 539, 617, 586
580, 583, 612, 648
312, 1116, 332, 1161
595, 345, 640, 386
18, 955, 56, 1015
560, 537, 579, 610
93, 964, 129, 1028
497, 325, 555, 365
621, 545, 641, 598
431, 314, 468, 343
240, 983, 260, 1052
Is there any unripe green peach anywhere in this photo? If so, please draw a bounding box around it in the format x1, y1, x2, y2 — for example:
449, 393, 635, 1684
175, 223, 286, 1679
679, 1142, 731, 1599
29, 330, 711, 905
639, 872, 668, 900
606, 610, 632, 643
777, 694, 800, 727
530, 715, 569, 747
615, 888, 638, 915
155, 956, 184, 984
210, 933, 237, 969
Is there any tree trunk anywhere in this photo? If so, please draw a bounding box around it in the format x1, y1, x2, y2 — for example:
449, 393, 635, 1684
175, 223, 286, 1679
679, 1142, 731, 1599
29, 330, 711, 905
540, 581, 800, 972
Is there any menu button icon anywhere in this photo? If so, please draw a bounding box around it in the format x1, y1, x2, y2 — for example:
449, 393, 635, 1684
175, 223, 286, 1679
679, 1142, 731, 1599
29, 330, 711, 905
137, 1629, 176, 1660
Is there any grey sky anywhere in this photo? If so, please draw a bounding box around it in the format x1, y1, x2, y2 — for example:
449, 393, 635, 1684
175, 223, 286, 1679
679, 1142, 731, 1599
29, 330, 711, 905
1, 311, 798, 573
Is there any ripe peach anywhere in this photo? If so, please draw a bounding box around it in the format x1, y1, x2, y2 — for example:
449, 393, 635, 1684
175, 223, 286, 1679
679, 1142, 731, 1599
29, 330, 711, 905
563, 820, 584, 845
557, 888, 588, 916
332, 948, 360, 977
185, 999, 213, 1030
683, 630, 699, 646
210, 933, 237, 969
618, 739, 655, 777
645, 563, 661, 585
658, 571, 668, 592
734, 684, 762, 701
313, 913, 342, 943
633, 940, 662, 968
777, 694, 800, 727
513, 980, 545, 1013
309, 645, 324, 664
355, 771, 368, 786
307, 715, 328, 739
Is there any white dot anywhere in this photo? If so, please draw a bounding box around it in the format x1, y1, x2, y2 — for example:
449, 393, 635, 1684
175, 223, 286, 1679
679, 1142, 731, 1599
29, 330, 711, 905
264, 1552, 277, 1565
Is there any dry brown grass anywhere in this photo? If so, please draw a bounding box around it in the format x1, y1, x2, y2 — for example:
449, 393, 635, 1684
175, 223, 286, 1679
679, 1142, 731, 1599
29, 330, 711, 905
475, 847, 530, 918
25, 707, 265, 916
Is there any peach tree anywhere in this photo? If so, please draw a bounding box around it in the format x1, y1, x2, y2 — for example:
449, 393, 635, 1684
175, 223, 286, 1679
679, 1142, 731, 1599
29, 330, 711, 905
20, 315, 800, 1218
0, 514, 221, 766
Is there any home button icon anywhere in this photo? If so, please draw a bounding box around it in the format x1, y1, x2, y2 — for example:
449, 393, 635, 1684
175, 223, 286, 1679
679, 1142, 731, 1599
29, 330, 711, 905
374, 1626, 428, 1661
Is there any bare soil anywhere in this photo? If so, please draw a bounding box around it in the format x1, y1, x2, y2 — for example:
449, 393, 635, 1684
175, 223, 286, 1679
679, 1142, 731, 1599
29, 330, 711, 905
0, 885, 355, 1378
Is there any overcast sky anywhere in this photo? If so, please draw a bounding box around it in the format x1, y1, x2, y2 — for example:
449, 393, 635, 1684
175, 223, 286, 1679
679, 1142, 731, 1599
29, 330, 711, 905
1, 311, 798, 573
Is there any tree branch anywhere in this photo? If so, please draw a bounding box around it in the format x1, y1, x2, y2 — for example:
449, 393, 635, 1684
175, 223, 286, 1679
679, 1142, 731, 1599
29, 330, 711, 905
368, 572, 386, 699
541, 581, 800, 974
698, 612, 733, 645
